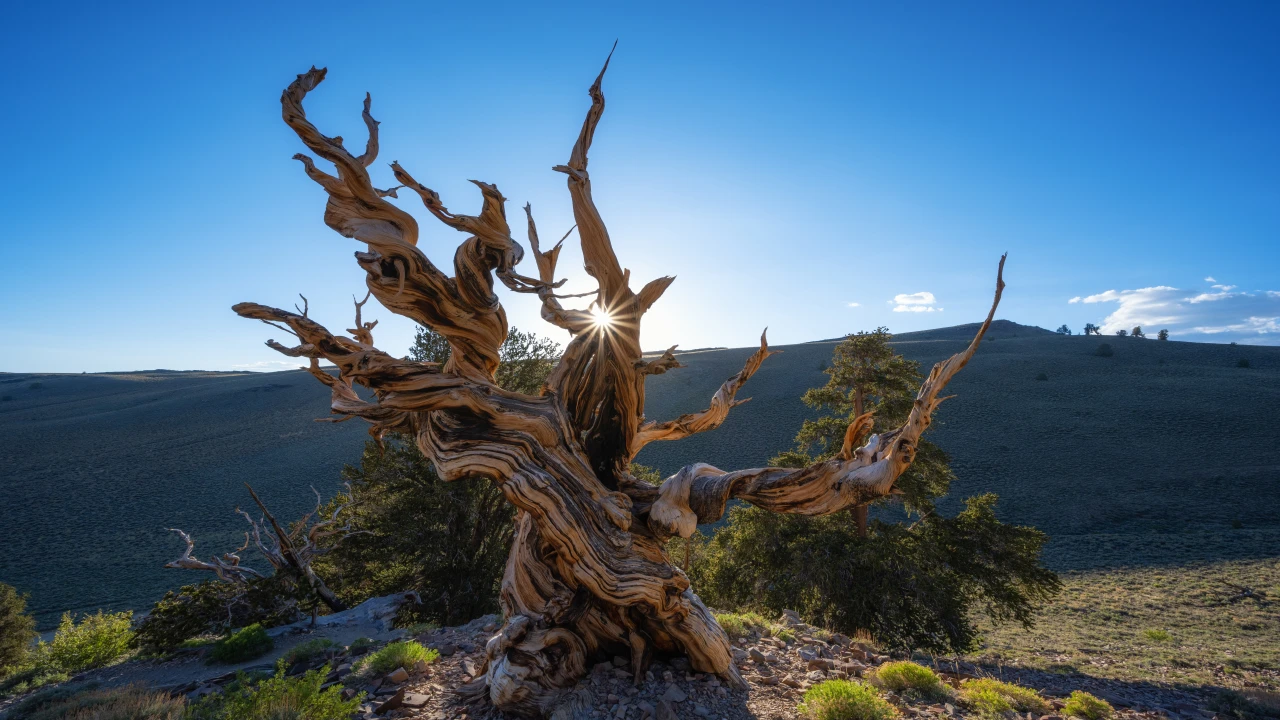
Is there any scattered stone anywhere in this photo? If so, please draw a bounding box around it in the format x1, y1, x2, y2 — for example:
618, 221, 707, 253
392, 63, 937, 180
661, 684, 687, 703
402, 693, 430, 709
436, 643, 457, 657
613, 655, 629, 667
387, 667, 410, 684
656, 699, 678, 720
693, 703, 712, 717
374, 687, 406, 713
749, 648, 768, 663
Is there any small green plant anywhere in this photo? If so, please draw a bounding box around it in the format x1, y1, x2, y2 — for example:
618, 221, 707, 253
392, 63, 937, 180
41, 610, 135, 673
187, 664, 362, 720
1063, 690, 1114, 720
798, 679, 898, 720
1237, 358, 1251, 368
0, 666, 69, 699
1143, 628, 1172, 643
348, 636, 377, 655
208, 624, 273, 664
5, 683, 184, 720
28, 382, 43, 390
1231, 519, 1244, 529
1095, 343, 1114, 357
1036, 372, 1049, 381
768, 623, 797, 643
1210, 689, 1280, 720
960, 678, 1051, 718
870, 661, 950, 700
0, 582, 37, 673
280, 638, 339, 667
401, 621, 440, 636
360, 640, 437, 676
713, 611, 769, 639
1, 395, 12, 401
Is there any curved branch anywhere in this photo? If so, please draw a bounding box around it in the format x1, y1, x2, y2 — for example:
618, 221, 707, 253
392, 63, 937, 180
163, 528, 265, 584
630, 331, 777, 457
646, 255, 1008, 538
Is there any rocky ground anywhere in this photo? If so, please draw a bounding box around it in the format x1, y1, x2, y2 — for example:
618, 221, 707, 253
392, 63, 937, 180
0, 604, 1232, 720
341, 610, 1223, 720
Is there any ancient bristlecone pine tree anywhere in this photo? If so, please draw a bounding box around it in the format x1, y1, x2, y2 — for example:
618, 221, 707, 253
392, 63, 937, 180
238, 54, 1006, 718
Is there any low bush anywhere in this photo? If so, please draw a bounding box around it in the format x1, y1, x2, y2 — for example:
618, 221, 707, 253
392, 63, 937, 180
0, 666, 69, 698
714, 612, 769, 639
1237, 358, 1251, 368
186, 664, 362, 720
41, 610, 134, 673
1036, 373, 1049, 381
360, 640, 437, 676
1063, 690, 1114, 720
769, 623, 797, 644
208, 624, 273, 664
959, 678, 1050, 718
280, 638, 339, 667
5, 683, 183, 720
870, 661, 949, 700
1143, 628, 1172, 643
1095, 343, 1114, 357
135, 579, 300, 654
798, 679, 898, 720
1, 582, 37, 673
348, 636, 377, 655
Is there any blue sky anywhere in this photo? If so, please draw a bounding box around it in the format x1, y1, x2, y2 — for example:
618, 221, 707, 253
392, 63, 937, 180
2, 1, 1277, 372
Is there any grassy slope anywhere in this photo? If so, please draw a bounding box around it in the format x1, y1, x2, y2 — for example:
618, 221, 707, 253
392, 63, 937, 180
3, 320, 1278, 659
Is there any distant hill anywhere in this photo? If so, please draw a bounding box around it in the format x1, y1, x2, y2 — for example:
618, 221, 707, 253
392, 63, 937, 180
3, 321, 1278, 628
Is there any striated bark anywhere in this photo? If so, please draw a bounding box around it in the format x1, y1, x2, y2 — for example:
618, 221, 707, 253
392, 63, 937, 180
238, 53, 1007, 717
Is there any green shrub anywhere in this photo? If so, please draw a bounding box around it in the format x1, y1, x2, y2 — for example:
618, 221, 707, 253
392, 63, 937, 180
1143, 628, 1172, 643
798, 679, 898, 720
360, 640, 437, 676
1063, 690, 1114, 720
768, 623, 797, 643
280, 638, 339, 667
135, 578, 300, 654
0, 582, 37, 673
714, 612, 769, 639
960, 678, 1050, 718
1035, 373, 1048, 381
871, 661, 949, 700
6, 683, 184, 720
40, 610, 134, 673
1095, 343, 1114, 357
208, 624, 273, 664
0, 666, 69, 698
1237, 358, 1251, 368
348, 637, 377, 655
186, 664, 361, 720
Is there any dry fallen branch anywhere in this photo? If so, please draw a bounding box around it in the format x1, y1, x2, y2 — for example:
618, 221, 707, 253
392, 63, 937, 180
235, 51, 1008, 717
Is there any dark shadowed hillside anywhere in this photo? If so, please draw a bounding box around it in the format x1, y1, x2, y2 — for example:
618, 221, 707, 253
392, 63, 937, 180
2, 320, 1278, 628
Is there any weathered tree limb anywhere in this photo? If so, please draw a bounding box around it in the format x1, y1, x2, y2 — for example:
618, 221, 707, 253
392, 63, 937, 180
630, 331, 777, 457
163, 528, 265, 584
646, 255, 1007, 539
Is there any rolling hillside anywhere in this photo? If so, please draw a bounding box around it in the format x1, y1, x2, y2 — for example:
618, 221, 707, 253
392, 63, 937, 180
2, 320, 1278, 628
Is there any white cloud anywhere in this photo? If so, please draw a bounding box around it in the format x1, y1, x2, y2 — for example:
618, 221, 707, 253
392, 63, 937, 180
891, 291, 941, 313
1205, 276, 1216, 282
893, 291, 936, 306
847, 302, 861, 308
1068, 296, 1082, 304
232, 360, 304, 372
1072, 282, 1280, 344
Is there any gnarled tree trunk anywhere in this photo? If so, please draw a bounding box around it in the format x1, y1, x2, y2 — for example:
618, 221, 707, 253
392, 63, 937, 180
238, 52, 1006, 718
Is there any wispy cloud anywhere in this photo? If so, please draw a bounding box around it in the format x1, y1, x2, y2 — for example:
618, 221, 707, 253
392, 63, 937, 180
847, 302, 861, 308
891, 291, 942, 313
1205, 276, 1217, 283
1070, 279, 1280, 344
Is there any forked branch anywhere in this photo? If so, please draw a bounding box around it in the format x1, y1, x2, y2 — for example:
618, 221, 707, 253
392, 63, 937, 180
630, 331, 778, 457
647, 255, 1008, 539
